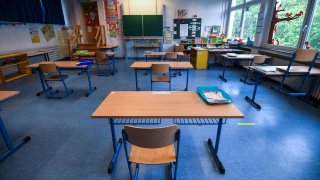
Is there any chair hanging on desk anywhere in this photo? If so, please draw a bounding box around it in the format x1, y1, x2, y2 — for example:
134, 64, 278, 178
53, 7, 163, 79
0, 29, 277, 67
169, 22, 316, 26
39, 63, 73, 98
242, 55, 269, 84
122, 125, 181, 180
95, 51, 116, 76
175, 44, 189, 61
151, 64, 171, 91
275, 48, 318, 96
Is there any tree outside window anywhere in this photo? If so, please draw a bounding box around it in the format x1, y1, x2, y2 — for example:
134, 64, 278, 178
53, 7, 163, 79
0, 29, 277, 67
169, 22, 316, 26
243, 4, 261, 40
307, 1, 320, 49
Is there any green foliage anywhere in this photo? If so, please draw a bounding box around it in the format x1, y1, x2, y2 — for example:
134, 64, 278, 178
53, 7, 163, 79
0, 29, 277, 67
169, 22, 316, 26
272, 0, 308, 47
308, 2, 320, 49
243, 4, 260, 40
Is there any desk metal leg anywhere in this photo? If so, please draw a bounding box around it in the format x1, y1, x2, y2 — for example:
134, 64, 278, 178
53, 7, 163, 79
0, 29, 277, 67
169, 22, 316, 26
135, 69, 140, 91
219, 58, 227, 82
45, 53, 50, 61
207, 118, 225, 174
85, 66, 97, 97
108, 118, 122, 174
36, 69, 52, 96
245, 73, 262, 110
185, 69, 189, 91
0, 116, 31, 162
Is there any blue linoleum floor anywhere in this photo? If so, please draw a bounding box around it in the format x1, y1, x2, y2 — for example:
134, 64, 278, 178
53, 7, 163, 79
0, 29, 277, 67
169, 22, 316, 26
0, 59, 319, 180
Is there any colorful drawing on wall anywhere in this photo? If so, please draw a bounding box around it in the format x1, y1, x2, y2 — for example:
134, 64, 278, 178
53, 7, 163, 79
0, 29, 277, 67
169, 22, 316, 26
175, 9, 188, 19
107, 22, 119, 37
212, 25, 220, 34
105, 0, 119, 21
84, 3, 99, 26
41, 24, 55, 42
29, 24, 40, 43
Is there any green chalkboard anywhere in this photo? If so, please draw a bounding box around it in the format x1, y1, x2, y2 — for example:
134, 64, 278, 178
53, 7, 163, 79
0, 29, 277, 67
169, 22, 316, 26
122, 15, 163, 36
143, 15, 163, 36
123, 15, 143, 36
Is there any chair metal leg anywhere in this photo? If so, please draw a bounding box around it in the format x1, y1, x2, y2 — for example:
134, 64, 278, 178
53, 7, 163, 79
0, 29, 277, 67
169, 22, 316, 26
245, 72, 262, 110
134, 164, 140, 180
219, 58, 227, 82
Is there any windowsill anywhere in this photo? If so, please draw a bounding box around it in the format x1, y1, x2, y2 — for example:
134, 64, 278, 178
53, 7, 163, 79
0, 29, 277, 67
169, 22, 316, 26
238, 45, 320, 67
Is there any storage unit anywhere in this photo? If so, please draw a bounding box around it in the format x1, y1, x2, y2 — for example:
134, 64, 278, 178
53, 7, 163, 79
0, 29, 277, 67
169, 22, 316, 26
190, 48, 208, 69
0, 53, 31, 85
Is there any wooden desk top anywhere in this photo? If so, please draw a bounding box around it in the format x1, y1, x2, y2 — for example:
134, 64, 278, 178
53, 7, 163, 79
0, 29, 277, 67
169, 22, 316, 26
27, 61, 87, 69
208, 49, 244, 53
24, 50, 52, 57
72, 52, 115, 57
248, 66, 320, 76
221, 54, 258, 59
144, 52, 184, 56
130, 62, 193, 69
134, 45, 160, 48
98, 45, 118, 49
0, 91, 19, 102
91, 91, 244, 118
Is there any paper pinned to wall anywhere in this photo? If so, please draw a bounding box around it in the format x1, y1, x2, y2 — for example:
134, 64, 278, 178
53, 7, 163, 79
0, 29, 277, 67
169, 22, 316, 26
180, 24, 188, 37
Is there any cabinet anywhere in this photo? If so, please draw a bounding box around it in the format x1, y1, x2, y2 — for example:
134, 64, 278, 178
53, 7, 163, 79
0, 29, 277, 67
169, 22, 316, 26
0, 53, 31, 85
190, 48, 208, 69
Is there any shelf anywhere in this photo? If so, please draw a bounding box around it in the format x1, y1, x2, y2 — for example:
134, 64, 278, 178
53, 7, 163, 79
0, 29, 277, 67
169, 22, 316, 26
4, 73, 30, 83
0, 61, 28, 69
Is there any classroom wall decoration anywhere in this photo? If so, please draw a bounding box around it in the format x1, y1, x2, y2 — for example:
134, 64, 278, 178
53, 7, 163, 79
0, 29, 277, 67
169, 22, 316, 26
83, 3, 99, 26
175, 9, 188, 19
29, 24, 40, 43
173, 18, 201, 39
41, 24, 55, 42
105, 0, 120, 37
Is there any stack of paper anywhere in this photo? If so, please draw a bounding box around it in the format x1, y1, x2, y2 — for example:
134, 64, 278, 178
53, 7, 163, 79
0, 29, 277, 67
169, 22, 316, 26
203, 91, 231, 104
255, 66, 277, 72
226, 53, 237, 57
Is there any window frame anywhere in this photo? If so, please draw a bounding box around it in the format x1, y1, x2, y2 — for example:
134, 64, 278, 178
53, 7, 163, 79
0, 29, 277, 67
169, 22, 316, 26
262, 0, 319, 52
227, 0, 261, 40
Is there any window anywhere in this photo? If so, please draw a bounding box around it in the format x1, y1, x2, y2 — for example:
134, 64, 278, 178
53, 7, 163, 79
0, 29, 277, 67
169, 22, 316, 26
307, 1, 320, 49
242, 4, 261, 40
268, 0, 308, 47
227, 1, 261, 40
231, 0, 244, 7
228, 9, 242, 38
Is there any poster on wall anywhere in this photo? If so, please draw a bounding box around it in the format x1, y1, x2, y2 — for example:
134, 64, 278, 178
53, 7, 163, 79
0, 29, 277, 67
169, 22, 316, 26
41, 24, 55, 42
84, 3, 99, 26
175, 9, 188, 19
105, 0, 120, 37
29, 24, 40, 43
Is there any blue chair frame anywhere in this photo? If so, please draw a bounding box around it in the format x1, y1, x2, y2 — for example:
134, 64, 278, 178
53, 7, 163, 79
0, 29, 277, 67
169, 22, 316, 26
122, 127, 181, 180
276, 49, 318, 96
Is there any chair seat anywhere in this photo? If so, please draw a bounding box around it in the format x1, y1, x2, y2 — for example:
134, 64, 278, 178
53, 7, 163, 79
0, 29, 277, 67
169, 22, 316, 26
46, 75, 69, 81
152, 75, 170, 82
129, 144, 176, 164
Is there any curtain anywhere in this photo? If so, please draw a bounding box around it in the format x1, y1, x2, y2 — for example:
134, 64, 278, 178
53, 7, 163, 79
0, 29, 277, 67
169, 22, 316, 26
0, 0, 43, 23
41, 0, 65, 25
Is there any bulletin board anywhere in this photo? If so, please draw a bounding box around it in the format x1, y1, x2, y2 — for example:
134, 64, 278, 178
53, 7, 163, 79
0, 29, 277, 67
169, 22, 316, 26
173, 18, 201, 39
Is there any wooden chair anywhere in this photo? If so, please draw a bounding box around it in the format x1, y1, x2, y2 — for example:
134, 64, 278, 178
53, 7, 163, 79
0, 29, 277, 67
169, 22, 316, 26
242, 55, 268, 83
166, 52, 181, 76
151, 64, 171, 91
39, 63, 73, 98
122, 125, 180, 180
175, 44, 189, 61
95, 51, 116, 76
276, 48, 318, 96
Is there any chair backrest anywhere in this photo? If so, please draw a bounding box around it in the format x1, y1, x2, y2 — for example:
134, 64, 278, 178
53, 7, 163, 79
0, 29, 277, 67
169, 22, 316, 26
294, 48, 318, 62
151, 64, 170, 74
166, 52, 178, 60
39, 63, 58, 73
254, 55, 266, 64
124, 125, 178, 148
95, 51, 107, 62
175, 44, 184, 52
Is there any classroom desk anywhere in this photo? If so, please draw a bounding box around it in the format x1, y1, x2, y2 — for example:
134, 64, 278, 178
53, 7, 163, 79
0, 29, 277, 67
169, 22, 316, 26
98, 45, 118, 52
219, 54, 261, 82
28, 61, 97, 97
130, 62, 193, 91
0, 91, 31, 162
134, 45, 161, 60
245, 66, 320, 110
91, 91, 244, 174
144, 52, 185, 62
25, 50, 52, 61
